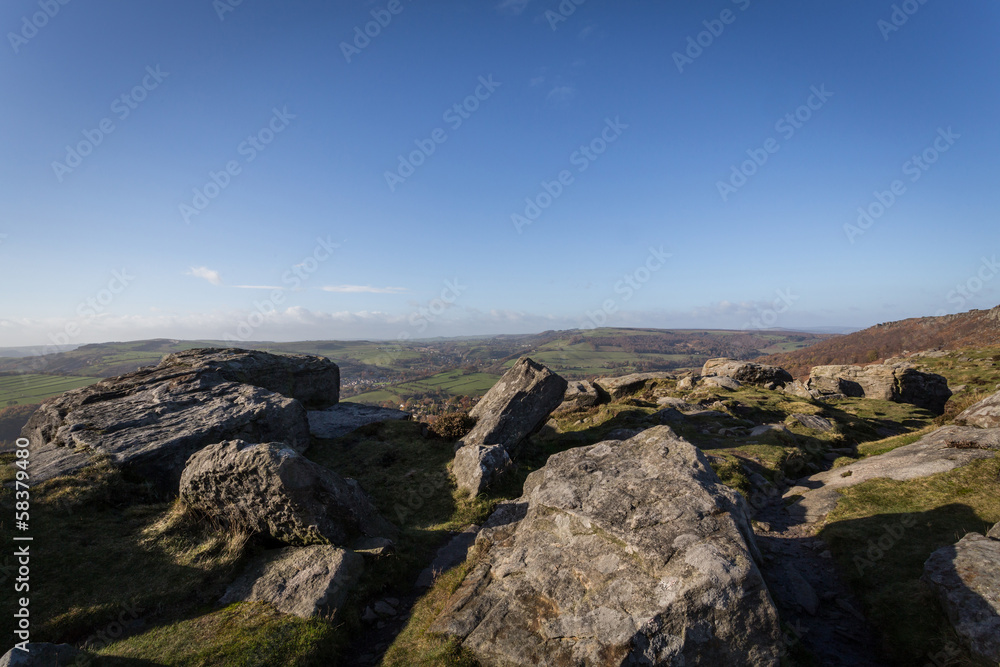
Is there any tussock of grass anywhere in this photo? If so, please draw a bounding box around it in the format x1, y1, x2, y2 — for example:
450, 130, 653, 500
820, 455, 1000, 664
99, 603, 339, 666
0, 458, 251, 645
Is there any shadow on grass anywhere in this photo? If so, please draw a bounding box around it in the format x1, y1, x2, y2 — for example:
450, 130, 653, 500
818, 503, 994, 665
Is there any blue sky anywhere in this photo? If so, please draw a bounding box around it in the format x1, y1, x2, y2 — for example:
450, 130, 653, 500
1, 0, 998, 348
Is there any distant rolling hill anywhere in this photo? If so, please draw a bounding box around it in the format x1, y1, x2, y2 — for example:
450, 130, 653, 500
759, 305, 1000, 378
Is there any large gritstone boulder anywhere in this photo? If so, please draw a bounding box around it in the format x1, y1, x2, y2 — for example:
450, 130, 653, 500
702, 358, 793, 388
432, 426, 783, 666
159, 347, 340, 408
452, 358, 567, 496
923, 532, 1000, 663
807, 362, 952, 414
21, 351, 316, 491
180, 440, 395, 546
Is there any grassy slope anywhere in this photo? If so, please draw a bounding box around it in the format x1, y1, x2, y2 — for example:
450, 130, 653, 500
0, 374, 102, 407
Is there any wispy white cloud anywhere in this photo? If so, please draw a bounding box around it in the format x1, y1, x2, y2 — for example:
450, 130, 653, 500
546, 85, 576, 104
496, 0, 531, 15
529, 75, 546, 87
234, 285, 282, 290
322, 285, 408, 294
186, 266, 222, 286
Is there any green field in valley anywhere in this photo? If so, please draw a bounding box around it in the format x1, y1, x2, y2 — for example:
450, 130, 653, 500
0, 374, 102, 407
345, 369, 501, 405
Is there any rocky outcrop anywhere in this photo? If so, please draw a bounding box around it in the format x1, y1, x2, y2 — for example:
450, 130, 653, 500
21, 353, 312, 491
923, 533, 1000, 663
160, 348, 340, 408
955, 389, 1000, 428
702, 358, 793, 388
556, 380, 603, 411
432, 426, 782, 666
307, 403, 410, 440
593, 371, 676, 399
180, 440, 394, 546
807, 362, 952, 414
0, 644, 85, 667
219, 545, 363, 619
453, 359, 566, 495
785, 426, 1000, 523
989, 522, 1000, 540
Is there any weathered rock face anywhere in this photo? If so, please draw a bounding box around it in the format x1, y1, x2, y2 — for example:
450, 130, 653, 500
0, 644, 83, 667
21, 360, 311, 491
702, 358, 793, 388
593, 372, 676, 399
556, 380, 603, 411
161, 347, 340, 408
219, 545, 363, 619
453, 358, 566, 496
807, 362, 952, 414
988, 522, 1000, 541
702, 375, 741, 391
307, 403, 410, 440
432, 426, 782, 666
923, 533, 1000, 663
180, 440, 395, 546
956, 389, 1000, 429
785, 426, 1000, 523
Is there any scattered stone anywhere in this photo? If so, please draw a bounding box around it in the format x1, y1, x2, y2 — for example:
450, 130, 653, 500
923, 533, 1000, 663
180, 440, 395, 546
452, 444, 511, 497
702, 375, 741, 391
556, 380, 603, 411
750, 424, 789, 438
220, 545, 363, 619
431, 426, 782, 665
656, 396, 699, 412
362, 607, 378, 623
656, 407, 685, 423
687, 409, 730, 420
307, 403, 410, 440
21, 350, 317, 491
593, 371, 676, 399
807, 362, 952, 414
453, 358, 566, 496
791, 414, 834, 432
677, 375, 698, 390
373, 600, 397, 617
416, 525, 481, 589
784, 563, 819, 615
955, 389, 1000, 429
0, 644, 84, 667
702, 358, 793, 387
